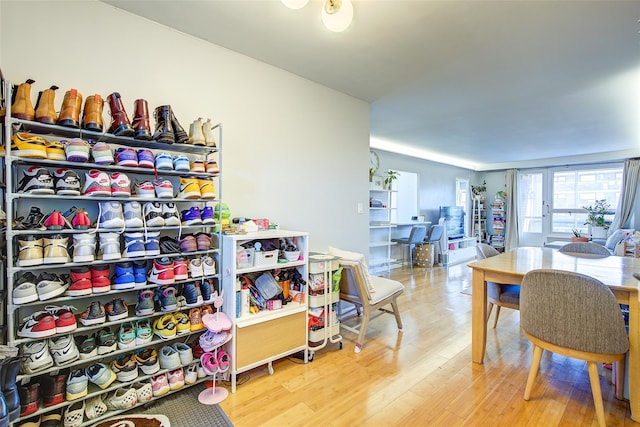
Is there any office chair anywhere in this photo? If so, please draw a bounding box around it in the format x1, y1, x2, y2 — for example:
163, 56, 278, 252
558, 242, 610, 257
520, 269, 628, 427
475, 243, 519, 328
391, 225, 427, 273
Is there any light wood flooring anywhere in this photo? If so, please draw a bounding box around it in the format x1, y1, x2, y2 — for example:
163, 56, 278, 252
218, 264, 639, 426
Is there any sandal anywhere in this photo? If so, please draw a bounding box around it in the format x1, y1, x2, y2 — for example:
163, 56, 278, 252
200, 352, 218, 376
216, 349, 230, 373
64, 400, 85, 427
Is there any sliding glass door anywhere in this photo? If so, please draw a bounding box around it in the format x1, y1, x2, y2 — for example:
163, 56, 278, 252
518, 170, 547, 247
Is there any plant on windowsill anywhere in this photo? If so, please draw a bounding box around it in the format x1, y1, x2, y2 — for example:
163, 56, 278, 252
583, 199, 611, 230
571, 229, 589, 243
384, 170, 399, 190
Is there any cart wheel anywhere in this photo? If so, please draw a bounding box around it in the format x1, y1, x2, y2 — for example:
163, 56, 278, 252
354, 344, 362, 354
339, 341, 343, 350
308, 352, 314, 362
268, 363, 274, 375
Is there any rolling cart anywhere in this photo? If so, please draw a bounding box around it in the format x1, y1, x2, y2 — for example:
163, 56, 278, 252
307, 253, 343, 360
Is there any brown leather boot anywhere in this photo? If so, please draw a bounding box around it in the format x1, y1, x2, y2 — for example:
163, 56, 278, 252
152, 105, 175, 144
57, 88, 83, 128
82, 94, 104, 132
107, 92, 134, 136
170, 109, 188, 144
11, 79, 35, 121
132, 99, 151, 140
34, 85, 58, 124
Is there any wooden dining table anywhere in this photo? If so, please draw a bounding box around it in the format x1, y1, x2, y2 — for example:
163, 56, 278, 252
467, 246, 640, 421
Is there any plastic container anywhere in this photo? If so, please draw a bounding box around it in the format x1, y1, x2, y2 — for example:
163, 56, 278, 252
241, 285, 250, 316
236, 247, 254, 269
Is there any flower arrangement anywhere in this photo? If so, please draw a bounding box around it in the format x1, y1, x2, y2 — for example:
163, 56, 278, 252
496, 190, 508, 199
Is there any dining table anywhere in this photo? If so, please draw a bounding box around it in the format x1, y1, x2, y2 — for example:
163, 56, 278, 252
467, 246, 640, 421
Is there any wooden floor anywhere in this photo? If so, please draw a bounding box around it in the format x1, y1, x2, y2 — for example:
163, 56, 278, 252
219, 264, 639, 426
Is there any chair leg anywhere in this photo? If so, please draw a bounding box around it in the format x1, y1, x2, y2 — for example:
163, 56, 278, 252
409, 244, 413, 274
524, 344, 543, 400
587, 361, 606, 427
615, 358, 625, 400
492, 306, 501, 329
486, 303, 494, 323
390, 298, 404, 331
355, 311, 371, 352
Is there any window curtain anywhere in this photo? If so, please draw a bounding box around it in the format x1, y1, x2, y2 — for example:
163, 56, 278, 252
610, 158, 640, 232
504, 169, 518, 250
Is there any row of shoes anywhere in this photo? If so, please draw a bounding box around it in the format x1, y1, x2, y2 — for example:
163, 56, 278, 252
16, 230, 213, 267
9, 133, 220, 174
17, 165, 216, 199
9, 80, 216, 146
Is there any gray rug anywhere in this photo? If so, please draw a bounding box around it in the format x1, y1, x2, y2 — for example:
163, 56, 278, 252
132, 384, 233, 427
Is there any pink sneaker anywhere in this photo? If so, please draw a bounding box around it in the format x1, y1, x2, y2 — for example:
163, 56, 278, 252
151, 373, 170, 397
167, 368, 184, 390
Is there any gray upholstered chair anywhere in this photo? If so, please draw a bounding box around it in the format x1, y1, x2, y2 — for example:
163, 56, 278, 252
391, 225, 427, 273
475, 243, 520, 328
338, 259, 404, 353
520, 269, 628, 427
558, 242, 611, 256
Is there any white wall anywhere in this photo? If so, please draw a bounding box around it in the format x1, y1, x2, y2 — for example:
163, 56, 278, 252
1, 0, 371, 255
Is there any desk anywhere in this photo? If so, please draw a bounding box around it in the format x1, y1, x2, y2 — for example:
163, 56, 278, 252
468, 247, 640, 420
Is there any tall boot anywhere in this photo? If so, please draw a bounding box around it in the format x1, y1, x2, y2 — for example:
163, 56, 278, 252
11, 79, 35, 121
132, 99, 151, 140
57, 88, 82, 128
1, 357, 20, 421
152, 105, 175, 144
34, 85, 59, 124
170, 109, 188, 144
82, 94, 104, 132
0, 361, 7, 427
107, 92, 134, 137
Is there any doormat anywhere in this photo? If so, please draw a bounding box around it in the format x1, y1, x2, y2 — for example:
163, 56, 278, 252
91, 414, 170, 427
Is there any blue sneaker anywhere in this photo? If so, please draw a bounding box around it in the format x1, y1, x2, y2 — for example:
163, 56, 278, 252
155, 152, 173, 170
201, 206, 215, 225
181, 206, 202, 226
158, 286, 178, 312
173, 155, 190, 172
133, 261, 147, 285
182, 282, 202, 307
135, 289, 155, 316
123, 232, 146, 258
137, 149, 155, 169
112, 262, 135, 290
145, 231, 160, 256
114, 147, 138, 167
201, 278, 213, 303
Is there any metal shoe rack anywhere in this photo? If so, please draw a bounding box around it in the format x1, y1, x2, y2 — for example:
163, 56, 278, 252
2, 79, 225, 426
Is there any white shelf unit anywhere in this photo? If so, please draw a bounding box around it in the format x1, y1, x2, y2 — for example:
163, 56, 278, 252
3, 79, 223, 426
221, 230, 309, 393
307, 253, 342, 357
490, 197, 506, 252
471, 197, 486, 243
369, 189, 397, 274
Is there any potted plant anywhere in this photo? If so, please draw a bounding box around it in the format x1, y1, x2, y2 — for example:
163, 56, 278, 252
583, 199, 611, 239
571, 229, 589, 242
471, 180, 486, 200
384, 170, 399, 190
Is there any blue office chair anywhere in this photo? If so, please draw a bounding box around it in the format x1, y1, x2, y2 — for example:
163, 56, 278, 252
391, 225, 427, 273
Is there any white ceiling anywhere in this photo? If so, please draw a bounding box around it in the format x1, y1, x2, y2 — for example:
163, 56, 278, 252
103, 0, 640, 171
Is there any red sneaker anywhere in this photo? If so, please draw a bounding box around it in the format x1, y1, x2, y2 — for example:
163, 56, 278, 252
71, 208, 91, 229
46, 305, 78, 333
67, 267, 92, 296
173, 257, 188, 281
43, 210, 65, 230
91, 265, 111, 293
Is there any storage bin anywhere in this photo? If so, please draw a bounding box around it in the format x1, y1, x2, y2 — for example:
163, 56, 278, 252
284, 250, 301, 261
254, 249, 279, 267
236, 247, 254, 269
308, 254, 340, 274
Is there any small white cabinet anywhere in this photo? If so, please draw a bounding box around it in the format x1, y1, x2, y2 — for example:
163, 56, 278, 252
221, 230, 308, 392
369, 189, 397, 274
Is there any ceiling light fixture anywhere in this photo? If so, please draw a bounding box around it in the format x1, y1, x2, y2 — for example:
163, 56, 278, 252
322, 0, 353, 32
282, 0, 354, 33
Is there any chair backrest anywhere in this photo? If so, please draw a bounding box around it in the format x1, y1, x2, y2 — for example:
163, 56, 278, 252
338, 260, 372, 302
476, 243, 500, 259
407, 225, 428, 244
520, 269, 628, 354
558, 242, 611, 256
426, 225, 444, 243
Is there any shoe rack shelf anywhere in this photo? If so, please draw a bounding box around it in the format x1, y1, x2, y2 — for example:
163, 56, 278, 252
2, 79, 226, 425
221, 230, 309, 393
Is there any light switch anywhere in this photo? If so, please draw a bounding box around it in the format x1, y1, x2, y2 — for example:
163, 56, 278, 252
357, 202, 364, 214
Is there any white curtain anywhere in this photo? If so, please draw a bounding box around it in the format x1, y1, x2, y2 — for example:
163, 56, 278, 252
610, 158, 640, 232
504, 169, 518, 250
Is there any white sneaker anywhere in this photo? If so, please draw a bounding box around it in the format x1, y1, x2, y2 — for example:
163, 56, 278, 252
162, 203, 181, 226
189, 258, 204, 278
73, 233, 96, 263
203, 118, 217, 147
82, 169, 111, 197
99, 232, 121, 261
202, 256, 216, 276
48, 334, 79, 366
105, 387, 138, 410
99, 201, 125, 229
123, 201, 143, 228
189, 118, 205, 146
184, 364, 198, 384
20, 341, 54, 374
110, 172, 131, 197
144, 202, 164, 227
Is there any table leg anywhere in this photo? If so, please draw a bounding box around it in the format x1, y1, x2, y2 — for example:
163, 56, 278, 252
472, 270, 488, 364
628, 294, 639, 421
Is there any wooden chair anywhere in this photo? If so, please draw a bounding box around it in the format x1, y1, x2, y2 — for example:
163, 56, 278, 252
338, 259, 404, 353
391, 225, 427, 273
475, 243, 519, 328
520, 269, 628, 427
558, 242, 610, 256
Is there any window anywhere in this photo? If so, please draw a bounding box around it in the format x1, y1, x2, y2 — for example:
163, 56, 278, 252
550, 166, 622, 234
